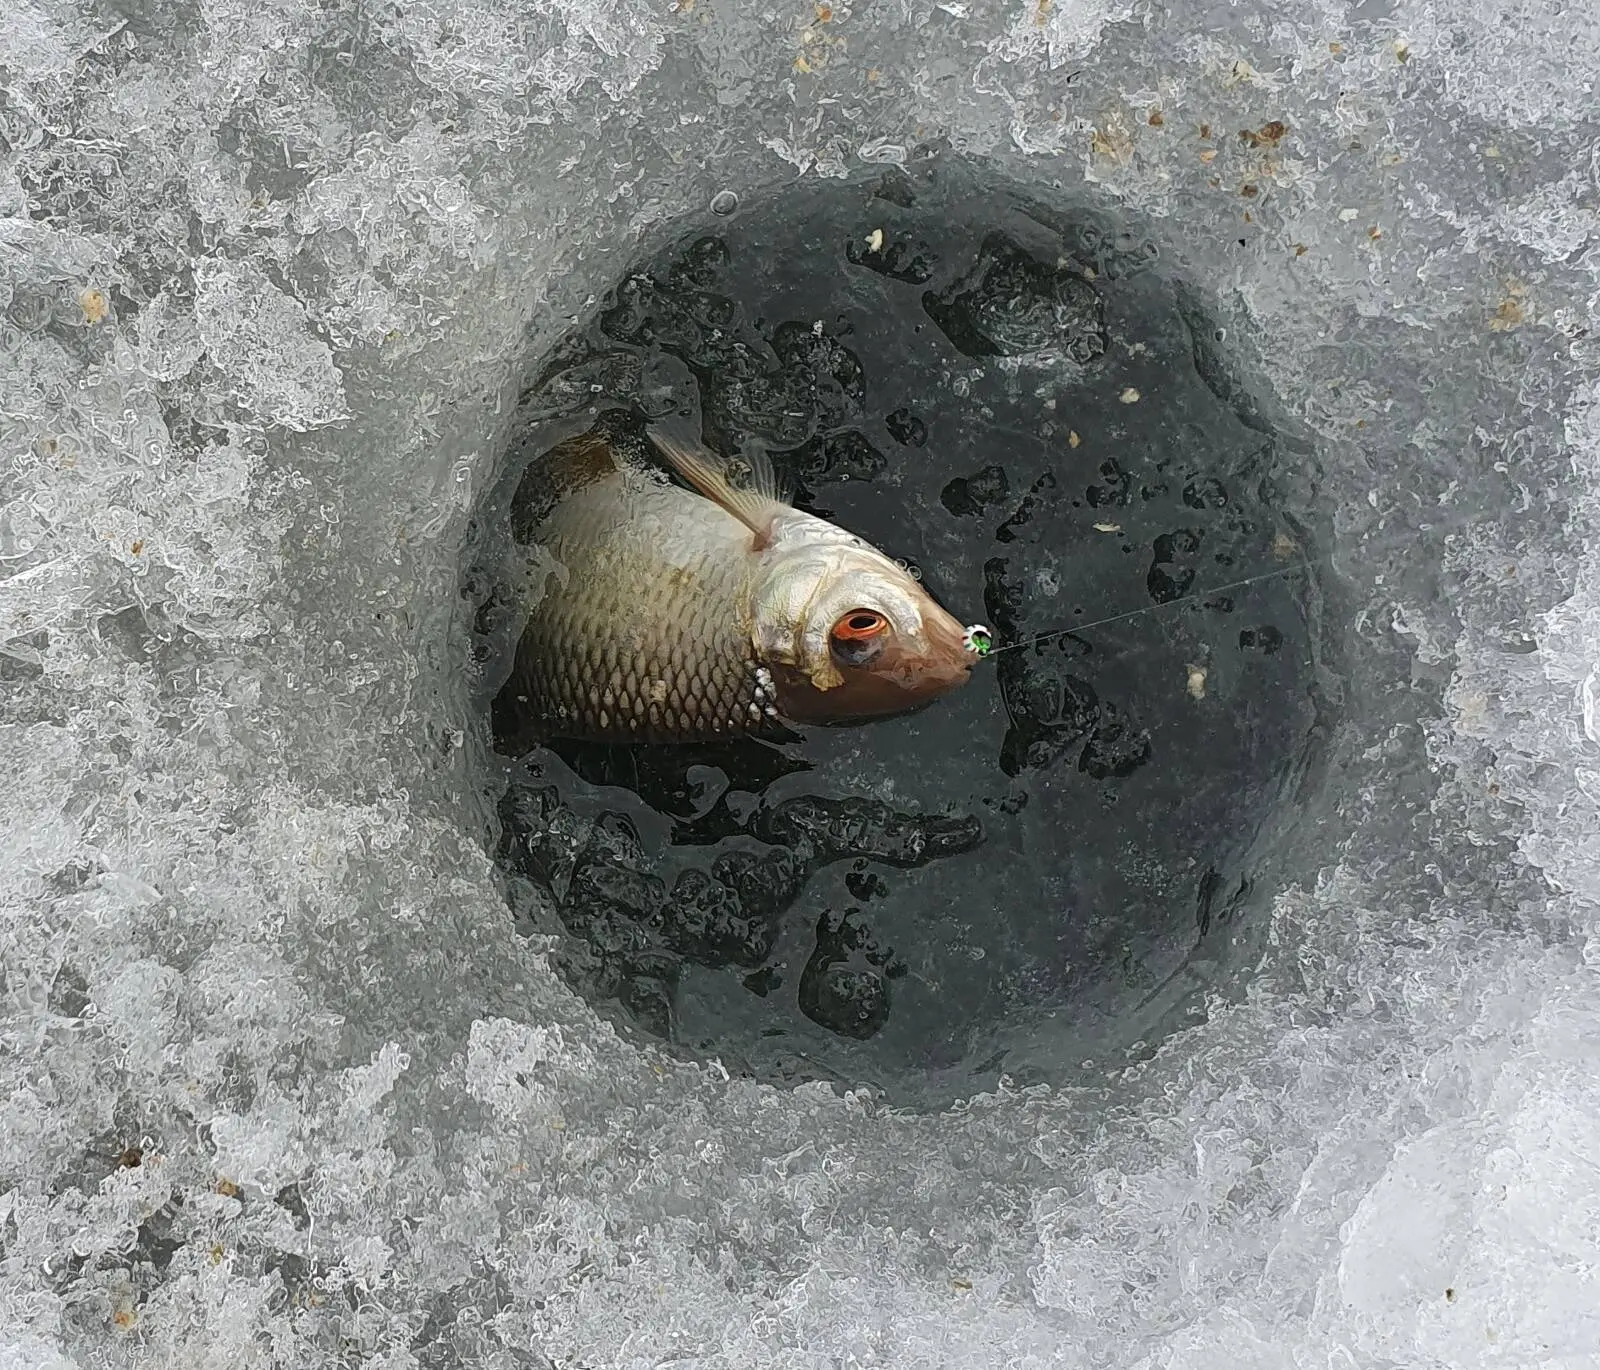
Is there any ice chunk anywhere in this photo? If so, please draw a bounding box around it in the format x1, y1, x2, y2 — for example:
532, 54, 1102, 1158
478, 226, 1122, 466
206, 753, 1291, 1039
0, 558, 90, 647
381, 0, 665, 110
0, 723, 81, 886
133, 287, 205, 383
1337, 1121, 1484, 1332
194, 258, 349, 430
0, 0, 102, 82
1397, 0, 1600, 129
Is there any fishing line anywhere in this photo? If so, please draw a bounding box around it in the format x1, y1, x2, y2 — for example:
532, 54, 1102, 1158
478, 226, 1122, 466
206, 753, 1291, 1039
981, 561, 1315, 658
970, 495, 1544, 662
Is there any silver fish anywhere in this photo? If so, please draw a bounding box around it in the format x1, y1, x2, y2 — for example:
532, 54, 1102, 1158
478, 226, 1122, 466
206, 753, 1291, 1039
500, 424, 978, 744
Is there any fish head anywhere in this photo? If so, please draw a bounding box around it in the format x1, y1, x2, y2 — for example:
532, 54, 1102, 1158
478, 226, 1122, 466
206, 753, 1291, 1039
751, 514, 978, 723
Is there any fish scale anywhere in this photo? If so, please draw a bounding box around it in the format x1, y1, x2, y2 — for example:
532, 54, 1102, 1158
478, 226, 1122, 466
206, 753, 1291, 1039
507, 470, 783, 744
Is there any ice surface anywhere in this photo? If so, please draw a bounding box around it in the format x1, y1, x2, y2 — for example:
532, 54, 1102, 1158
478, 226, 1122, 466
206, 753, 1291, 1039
2, 0, 1599, 1367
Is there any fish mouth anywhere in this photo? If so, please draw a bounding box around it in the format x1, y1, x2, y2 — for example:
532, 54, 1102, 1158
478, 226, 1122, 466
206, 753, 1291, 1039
769, 647, 971, 725
923, 616, 982, 683
877, 639, 978, 698
918, 652, 975, 691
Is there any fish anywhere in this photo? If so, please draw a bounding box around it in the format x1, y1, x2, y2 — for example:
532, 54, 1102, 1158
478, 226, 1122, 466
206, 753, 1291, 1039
498, 422, 979, 745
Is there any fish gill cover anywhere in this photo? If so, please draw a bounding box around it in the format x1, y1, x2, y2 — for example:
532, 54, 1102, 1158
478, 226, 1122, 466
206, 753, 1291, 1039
1, 1, 1599, 1368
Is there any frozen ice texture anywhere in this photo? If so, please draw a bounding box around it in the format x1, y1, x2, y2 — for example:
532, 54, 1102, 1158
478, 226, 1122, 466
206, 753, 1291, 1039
2, 0, 1599, 1366
193, 259, 349, 430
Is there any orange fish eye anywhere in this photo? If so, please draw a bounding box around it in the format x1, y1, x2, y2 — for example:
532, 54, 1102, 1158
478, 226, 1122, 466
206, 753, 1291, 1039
832, 610, 889, 642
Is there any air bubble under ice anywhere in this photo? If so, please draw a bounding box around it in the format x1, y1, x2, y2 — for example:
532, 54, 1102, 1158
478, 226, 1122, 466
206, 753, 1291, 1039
2, 0, 1599, 1367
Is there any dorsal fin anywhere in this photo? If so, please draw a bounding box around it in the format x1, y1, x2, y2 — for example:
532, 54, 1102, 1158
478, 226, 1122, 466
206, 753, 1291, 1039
647, 423, 787, 549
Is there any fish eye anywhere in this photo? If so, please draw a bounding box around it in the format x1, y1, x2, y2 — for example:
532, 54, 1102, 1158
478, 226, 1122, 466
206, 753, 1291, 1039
834, 610, 888, 640
830, 609, 889, 666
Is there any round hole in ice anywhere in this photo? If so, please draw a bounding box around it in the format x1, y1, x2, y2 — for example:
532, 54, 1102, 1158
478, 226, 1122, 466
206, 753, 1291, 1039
466, 151, 1343, 1107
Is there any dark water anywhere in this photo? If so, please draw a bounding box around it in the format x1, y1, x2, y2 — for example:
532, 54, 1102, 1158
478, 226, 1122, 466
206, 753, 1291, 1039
466, 152, 1339, 1104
